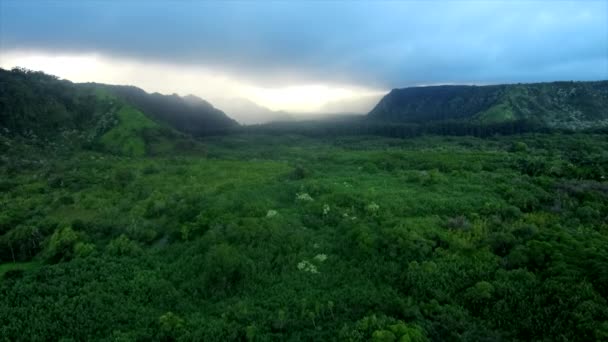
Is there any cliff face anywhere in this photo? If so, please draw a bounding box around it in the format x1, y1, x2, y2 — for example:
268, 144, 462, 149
368, 81, 608, 129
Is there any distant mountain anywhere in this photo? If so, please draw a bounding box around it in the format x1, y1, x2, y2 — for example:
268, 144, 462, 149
368, 81, 608, 129
210, 97, 293, 125
212, 95, 382, 125
279, 112, 364, 122
95, 85, 238, 135
318, 94, 383, 114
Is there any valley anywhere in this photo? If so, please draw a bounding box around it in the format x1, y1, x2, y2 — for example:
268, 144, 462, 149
1, 68, 607, 341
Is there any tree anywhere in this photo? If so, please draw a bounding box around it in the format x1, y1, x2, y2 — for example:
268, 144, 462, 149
106, 234, 142, 256
202, 243, 251, 295
44, 226, 80, 262
0, 225, 43, 261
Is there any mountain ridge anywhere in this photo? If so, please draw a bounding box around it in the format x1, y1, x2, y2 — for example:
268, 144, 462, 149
368, 80, 608, 129
89, 84, 239, 135
209, 97, 294, 125
0, 67, 230, 156
0, 67, 238, 139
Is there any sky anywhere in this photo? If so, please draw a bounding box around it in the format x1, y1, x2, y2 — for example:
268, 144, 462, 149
1, 0, 607, 117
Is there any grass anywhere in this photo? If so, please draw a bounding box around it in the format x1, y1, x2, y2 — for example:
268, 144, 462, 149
0, 261, 41, 279
100, 105, 159, 157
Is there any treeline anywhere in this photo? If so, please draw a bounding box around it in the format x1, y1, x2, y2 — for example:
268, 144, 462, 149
0, 67, 112, 140
238, 118, 550, 138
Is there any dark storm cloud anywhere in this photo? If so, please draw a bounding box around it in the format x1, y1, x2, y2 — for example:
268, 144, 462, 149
1, 1, 606, 87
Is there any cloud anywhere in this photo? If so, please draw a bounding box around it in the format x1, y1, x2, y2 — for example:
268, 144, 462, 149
1, 0, 606, 114
0, 50, 383, 113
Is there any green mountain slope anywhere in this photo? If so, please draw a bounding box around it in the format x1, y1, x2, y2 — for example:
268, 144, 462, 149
92, 84, 238, 135
0, 68, 227, 156
368, 81, 608, 129
0, 68, 113, 141
2, 67, 608, 341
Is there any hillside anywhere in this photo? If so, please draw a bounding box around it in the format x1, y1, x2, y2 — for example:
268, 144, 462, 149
0, 67, 208, 156
95, 84, 238, 134
2, 67, 608, 340
368, 81, 608, 129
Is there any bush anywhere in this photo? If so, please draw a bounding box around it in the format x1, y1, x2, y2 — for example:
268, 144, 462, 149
74, 242, 95, 258
142, 164, 160, 175
202, 243, 251, 295
44, 226, 81, 262
510, 142, 528, 152
487, 232, 516, 257
340, 315, 428, 342
290, 164, 311, 180
106, 234, 142, 256
56, 195, 75, 205
158, 312, 185, 339
114, 169, 135, 187
443, 216, 471, 230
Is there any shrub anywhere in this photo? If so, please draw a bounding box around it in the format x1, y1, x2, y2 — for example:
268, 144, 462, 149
159, 312, 185, 339
56, 195, 75, 205
510, 142, 528, 152
142, 164, 159, 175
114, 169, 135, 187
74, 241, 95, 258
0, 225, 44, 262
44, 226, 81, 262
290, 165, 311, 180
443, 216, 471, 230
487, 232, 516, 257
106, 234, 142, 256
202, 243, 250, 295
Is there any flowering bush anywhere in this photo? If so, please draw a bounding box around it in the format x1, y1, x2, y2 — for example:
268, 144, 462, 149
313, 254, 327, 262
296, 193, 314, 202
323, 204, 330, 215
297, 260, 319, 273
366, 202, 380, 213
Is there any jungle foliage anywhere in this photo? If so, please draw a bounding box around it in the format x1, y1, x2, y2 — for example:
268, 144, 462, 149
1, 130, 608, 341
1, 68, 608, 341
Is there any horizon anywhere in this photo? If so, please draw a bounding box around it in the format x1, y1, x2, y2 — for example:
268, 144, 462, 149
4, 64, 607, 125
2, 2, 608, 339
1, 0, 606, 121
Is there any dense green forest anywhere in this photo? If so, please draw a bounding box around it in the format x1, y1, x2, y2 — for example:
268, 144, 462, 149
1, 68, 608, 341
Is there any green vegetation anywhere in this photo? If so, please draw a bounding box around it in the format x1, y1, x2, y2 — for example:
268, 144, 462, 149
100, 106, 159, 157
0, 261, 41, 278
475, 103, 515, 123
0, 68, 208, 157
2, 130, 608, 341
369, 81, 608, 129
1, 68, 608, 340
93, 84, 238, 135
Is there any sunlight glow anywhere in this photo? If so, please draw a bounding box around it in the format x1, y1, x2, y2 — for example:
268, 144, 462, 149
0, 51, 384, 114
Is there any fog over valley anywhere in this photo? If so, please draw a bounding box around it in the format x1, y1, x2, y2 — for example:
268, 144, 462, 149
1, 1, 608, 341
1, 1, 605, 123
